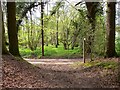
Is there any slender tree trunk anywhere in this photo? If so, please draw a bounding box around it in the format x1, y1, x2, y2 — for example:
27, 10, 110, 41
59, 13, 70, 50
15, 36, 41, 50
55, 11, 59, 48
7, 2, 20, 56
66, 29, 69, 49
106, 2, 117, 57
47, 0, 49, 16
30, 10, 34, 51
45, 0, 49, 46
71, 36, 77, 50
41, 1, 44, 56
71, 27, 80, 50
26, 17, 31, 49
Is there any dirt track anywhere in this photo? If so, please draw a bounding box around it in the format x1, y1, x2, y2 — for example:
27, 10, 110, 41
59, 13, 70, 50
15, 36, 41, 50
2, 55, 119, 88
25, 58, 83, 65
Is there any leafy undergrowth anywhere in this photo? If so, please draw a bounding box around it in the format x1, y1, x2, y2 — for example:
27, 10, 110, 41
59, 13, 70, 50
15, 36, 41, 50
2, 55, 119, 88
19, 45, 82, 59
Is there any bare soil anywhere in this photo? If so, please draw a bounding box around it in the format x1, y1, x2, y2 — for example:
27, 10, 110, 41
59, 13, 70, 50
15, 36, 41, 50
2, 55, 119, 88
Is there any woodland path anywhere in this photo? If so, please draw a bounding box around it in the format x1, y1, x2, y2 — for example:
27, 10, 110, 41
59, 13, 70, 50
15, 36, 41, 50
3, 55, 118, 88
25, 58, 84, 72
24, 58, 102, 88
23, 58, 118, 88
25, 58, 83, 65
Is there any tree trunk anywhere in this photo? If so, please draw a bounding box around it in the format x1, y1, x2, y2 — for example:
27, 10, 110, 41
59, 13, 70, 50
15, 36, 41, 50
66, 29, 69, 50
71, 36, 77, 50
41, 1, 44, 56
1, 2, 9, 54
85, 2, 98, 60
29, 10, 34, 51
71, 27, 80, 50
2, 16, 9, 55
7, 2, 20, 56
0, 2, 1, 55
106, 2, 117, 57
55, 11, 59, 48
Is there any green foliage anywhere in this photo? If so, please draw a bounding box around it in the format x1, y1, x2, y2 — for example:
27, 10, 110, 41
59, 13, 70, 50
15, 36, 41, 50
93, 16, 106, 56
116, 26, 120, 55
18, 18, 41, 51
17, 0, 120, 58
115, 32, 120, 56
19, 48, 32, 58
50, 1, 65, 16
19, 45, 82, 59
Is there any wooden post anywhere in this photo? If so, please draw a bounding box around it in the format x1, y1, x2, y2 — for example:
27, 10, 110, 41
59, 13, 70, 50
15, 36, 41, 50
83, 38, 86, 63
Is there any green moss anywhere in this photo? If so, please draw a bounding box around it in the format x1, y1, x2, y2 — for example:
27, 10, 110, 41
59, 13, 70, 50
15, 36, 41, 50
72, 60, 118, 70
96, 61, 118, 69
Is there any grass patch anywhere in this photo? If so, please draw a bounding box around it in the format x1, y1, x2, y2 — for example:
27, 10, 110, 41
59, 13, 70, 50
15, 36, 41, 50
96, 61, 118, 69
19, 48, 32, 58
19, 45, 82, 59
72, 60, 118, 70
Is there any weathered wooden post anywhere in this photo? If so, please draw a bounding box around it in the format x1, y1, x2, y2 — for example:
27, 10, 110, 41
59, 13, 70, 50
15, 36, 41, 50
83, 38, 86, 63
